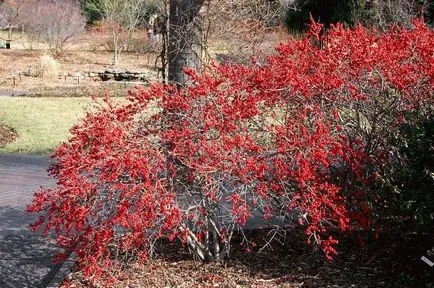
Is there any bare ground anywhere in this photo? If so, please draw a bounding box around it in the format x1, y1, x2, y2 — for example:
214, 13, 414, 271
0, 33, 160, 98
64, 229, 434, 288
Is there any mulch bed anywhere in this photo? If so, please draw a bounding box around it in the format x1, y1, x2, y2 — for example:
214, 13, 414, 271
64, 229, 434, 288
26, 83, 134, 98
0, 124, 17, 147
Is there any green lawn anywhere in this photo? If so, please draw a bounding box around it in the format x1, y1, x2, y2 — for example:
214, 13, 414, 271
0, 97, 97, 154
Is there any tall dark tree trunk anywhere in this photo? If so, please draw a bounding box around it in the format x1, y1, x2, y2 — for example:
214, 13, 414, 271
166, 2, 226, 262
168, 0, 205, 86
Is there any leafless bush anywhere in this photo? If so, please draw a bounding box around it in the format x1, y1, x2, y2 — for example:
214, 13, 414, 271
364, 0, 429, 30
40, 53, 60, 78
86, 0, 158, 66
203, 0, 284, 64
0, 0, 25, 29
0, 0, 27, 42
126, 32, 154, 53
0, 5, 12, 29
19, 0, 85, 55
86, 24, 110, 51
101, 32, 153, 53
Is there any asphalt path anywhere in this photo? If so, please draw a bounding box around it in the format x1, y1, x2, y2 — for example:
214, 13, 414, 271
0, 154, 60, 288
0, 153, 288, 287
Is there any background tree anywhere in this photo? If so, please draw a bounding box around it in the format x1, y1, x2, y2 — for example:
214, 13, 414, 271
285, 0, 368, 32
83, 0, 103, 25
204, 0, 284, 64
18, 0, 86, 55
0, 0, 27, 46
85, 0, 156, 66
363, 0, 433, 30
164, 0, 284, 85
285, 0, 432, 32
166, 0, 205, 85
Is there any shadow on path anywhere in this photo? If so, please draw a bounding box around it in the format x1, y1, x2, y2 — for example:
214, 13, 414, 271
0, 205, 37, 236
0, 155, 62, 287
0, 206, 61, 288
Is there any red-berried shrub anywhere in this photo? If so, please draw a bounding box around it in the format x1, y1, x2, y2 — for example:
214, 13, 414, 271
27, 18, 433, 284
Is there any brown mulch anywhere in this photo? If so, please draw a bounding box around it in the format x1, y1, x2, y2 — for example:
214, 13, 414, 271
0, 124, 17, 147
26, 83, 136, 98
64, 229, 434, 288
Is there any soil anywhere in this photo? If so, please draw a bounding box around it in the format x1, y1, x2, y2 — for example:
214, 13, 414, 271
0, 124, 17, 147
65, 229, 434, 288
0, 33, 161, 98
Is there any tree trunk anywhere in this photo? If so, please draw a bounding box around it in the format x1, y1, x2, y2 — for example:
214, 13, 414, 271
112, 28, 119, 66
168, 0, 205, 86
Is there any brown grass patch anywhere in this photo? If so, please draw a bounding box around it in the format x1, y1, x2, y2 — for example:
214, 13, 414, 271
0, 124, 18, 147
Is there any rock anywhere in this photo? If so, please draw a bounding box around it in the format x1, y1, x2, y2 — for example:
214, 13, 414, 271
105, 69, 122, 74
97, 70, 149, 82
99, 73, 114, 81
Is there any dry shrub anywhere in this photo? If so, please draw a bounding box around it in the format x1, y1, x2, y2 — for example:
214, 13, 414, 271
40, 54, 60, 78
19, 0, 85, 56
204, 0, 284, 62
87, 21, 111, 51
125, 32, 154, 53
97, 25, 153, 54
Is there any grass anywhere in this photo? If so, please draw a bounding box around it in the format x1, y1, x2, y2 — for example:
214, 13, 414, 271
0, 97, 98, 154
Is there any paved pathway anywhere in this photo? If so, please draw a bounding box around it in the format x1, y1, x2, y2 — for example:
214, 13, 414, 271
0, 154, 62, 288
0, 153, 290, 287
0, 90, 27, 97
